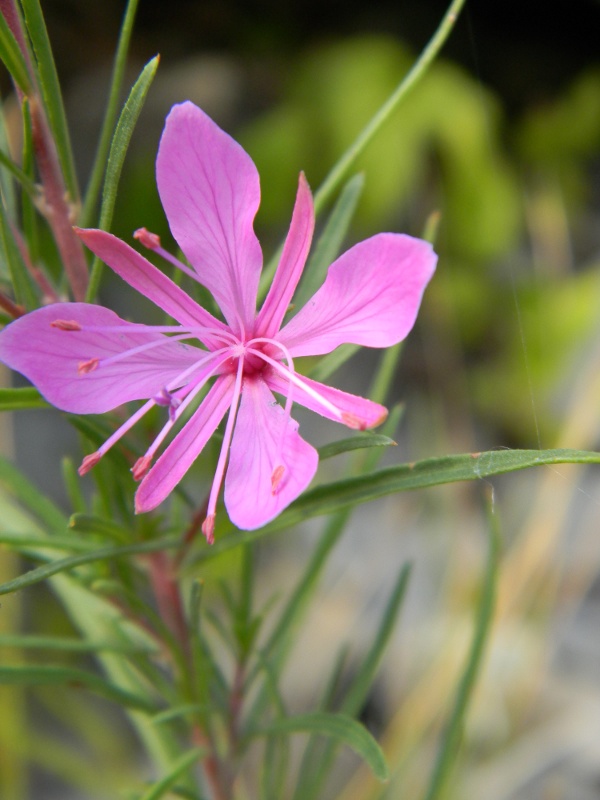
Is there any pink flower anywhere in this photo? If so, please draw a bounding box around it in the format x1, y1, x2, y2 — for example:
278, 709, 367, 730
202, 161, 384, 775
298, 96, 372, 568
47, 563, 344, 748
0, 102, 436, 540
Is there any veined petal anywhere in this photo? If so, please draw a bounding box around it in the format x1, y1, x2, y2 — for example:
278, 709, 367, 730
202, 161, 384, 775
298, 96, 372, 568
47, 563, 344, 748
156, 101, 262, 336
266, 369, 387, 429
255, 172, 314, 338
0, 303, 203, 413
224, 376, 318, 530
278, 233, 436, 357
76, 228, 228, 349
135, 374, 235, 513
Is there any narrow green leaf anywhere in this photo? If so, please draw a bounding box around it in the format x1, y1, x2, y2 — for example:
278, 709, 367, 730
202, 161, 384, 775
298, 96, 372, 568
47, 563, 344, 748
138, 747, 206, 800
0, 633, 156, 655
152, 704, 208, 725
81, 0, 141, 227
318, 433, 396, 461
20, 0, 78, 198
293, 173, 364, 310
192, 449, 600, 563
62, 458, 87, 514
86, 55, 160, 300
0, 387, 47, 410
423, 493, 499, 800
0, 535, 180, 596
0, 456, 66, 530
68, 512, 132, 544
0, 148, 37, 197
293, 565, 411, 799
247, 713, 389, 782
0, 11, 31, 93
0, 664, 157, 712
0, 531, 97, 552
0, 191, 38, 309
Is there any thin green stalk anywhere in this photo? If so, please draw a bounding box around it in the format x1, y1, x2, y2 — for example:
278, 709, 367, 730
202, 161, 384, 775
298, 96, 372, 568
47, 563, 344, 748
422, 492, 499, 800
80, 0, 141, 228
312, 0, 467, 215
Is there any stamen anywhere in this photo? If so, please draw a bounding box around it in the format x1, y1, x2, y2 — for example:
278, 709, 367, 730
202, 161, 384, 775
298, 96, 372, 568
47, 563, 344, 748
132, 455, 152, 481
78, 358, 99, 375
78, 451, 102, 475
133, 227, 161, 249
247, 338, 297, 480
201, 514, 215, 545
51, 319, 81, 331
204, 354, 245, 532
342, 411, 367, 431
134, 226, 203, 285
271, 464, 285, 495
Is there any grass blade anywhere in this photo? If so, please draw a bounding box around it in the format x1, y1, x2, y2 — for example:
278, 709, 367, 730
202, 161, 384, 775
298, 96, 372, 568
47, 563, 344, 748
86, 54, 160, 300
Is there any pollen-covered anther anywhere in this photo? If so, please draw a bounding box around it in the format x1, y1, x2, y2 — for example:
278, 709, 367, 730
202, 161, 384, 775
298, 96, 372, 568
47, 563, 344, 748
271, 464, 285, 495
51, 319, 82, 331
202, 514, 215, 545
341, 411, 367, 430
132, 456, 152, 481
78, 451, 102, 476
134, 227, 161, 250
78, 357, 99, 375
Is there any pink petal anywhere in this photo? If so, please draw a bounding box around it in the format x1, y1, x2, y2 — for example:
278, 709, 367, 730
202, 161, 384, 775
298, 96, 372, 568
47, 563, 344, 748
224, 376, 318, 530
76, 228, 228, 349
277, 234, 436, 357
255, 172, 314, 338
135, 374, 235, 512
0, 303, 204, 413
266, 369, 387, 429
156, 102, 262, 336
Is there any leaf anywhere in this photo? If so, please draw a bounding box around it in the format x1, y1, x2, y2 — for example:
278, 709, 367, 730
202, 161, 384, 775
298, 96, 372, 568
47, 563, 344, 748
423, 492, 499, 800
0, 535, 180, 596
68, 512, 132, 544
0, 456, 66, 530
20, 0, 78, 198
0, 634, 156, 655
0, 664, 157, 712
86, 54, 160, 301
0, 188, 38, 309
318, 433, 396, 460
0, 387, 48, 411
80, 0, 141, 227
247, 712, 389, 782
138, 747, 206, 800
0, 11, 31, 93
193, 448, 600, 563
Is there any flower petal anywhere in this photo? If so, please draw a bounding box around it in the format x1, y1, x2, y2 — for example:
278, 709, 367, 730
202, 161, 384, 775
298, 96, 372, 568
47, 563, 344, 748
76, 228, 228, 349
277, 233, 436, 357
255, 172, 314, 338
266, 369, 387, 429
156, 102, 262, 335
135, 374, 235, 513
224, 376, 318, 530
0, 303, 204, 413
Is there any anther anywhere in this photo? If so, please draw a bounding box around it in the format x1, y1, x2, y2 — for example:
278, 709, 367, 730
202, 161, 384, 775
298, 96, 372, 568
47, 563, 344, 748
271, 464, 285, 495
202, 515, 215, 545
51, 319, 82, 331
78, 358, 100, 375
78, 452, 102, 475
134, 227, 161, 249
341, 411, 367, 430
132, 456, 152, 481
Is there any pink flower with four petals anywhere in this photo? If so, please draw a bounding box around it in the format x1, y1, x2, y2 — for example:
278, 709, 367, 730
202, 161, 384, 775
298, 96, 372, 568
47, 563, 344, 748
0, 102, 436, 540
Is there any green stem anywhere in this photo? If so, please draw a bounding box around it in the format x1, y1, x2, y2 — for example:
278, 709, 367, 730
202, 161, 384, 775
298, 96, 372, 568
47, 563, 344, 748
312, 0, 467, 215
